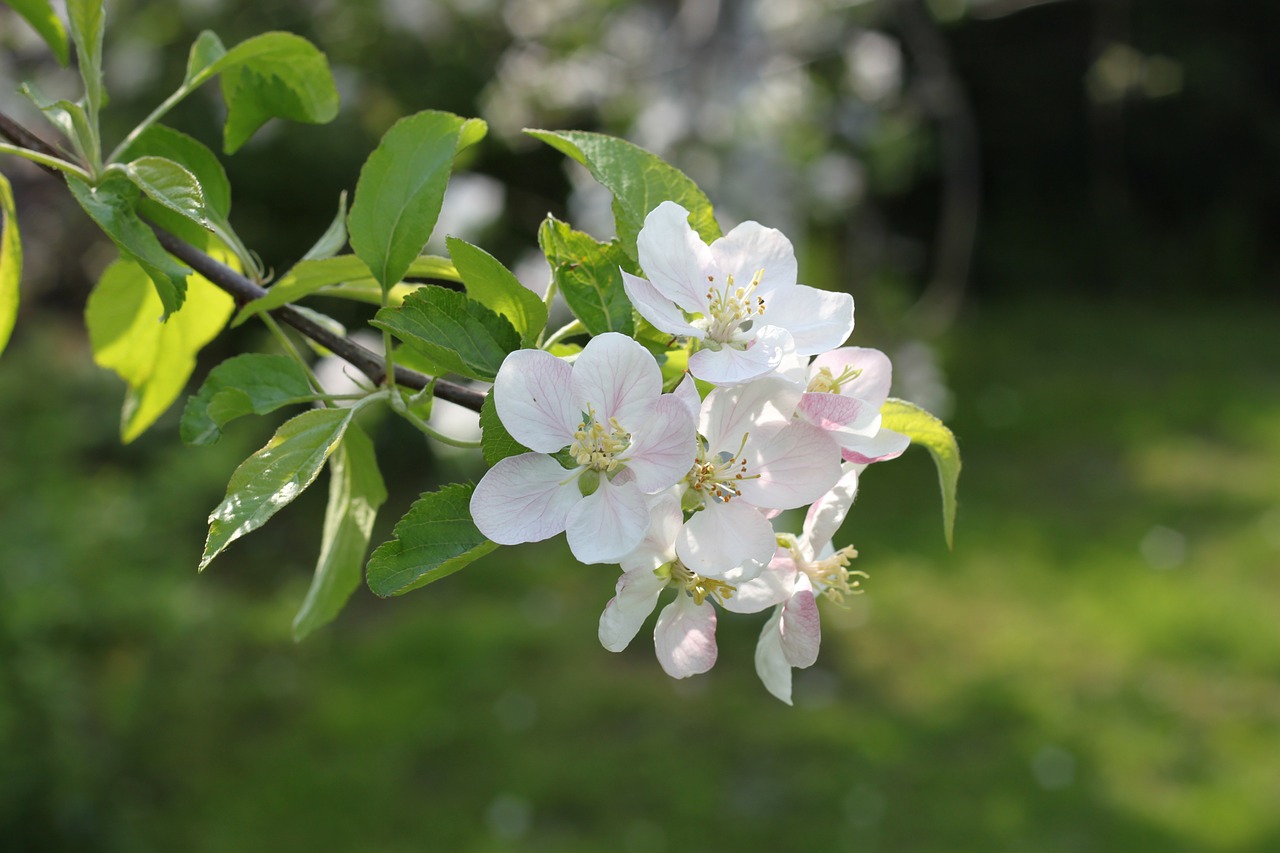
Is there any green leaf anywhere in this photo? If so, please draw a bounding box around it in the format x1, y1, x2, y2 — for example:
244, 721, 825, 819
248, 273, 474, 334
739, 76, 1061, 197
182, 31, 339, 154
303, 191, 348, 261
880, 398, 962, 549
0, 173, 20, 357
121, 156, 207, 227
200, 406, 354, 571
537, 216, 636, 336
372, 285, 520, 382
347, 110, 476, 293
118, 124, 231, 219
19, 81, 97, 168
446, 236, 547, 347
479, 392, 529, 466
293, 424, 387, 640
525, 129, 719, 257
181, 353, 314, 446
366, 483, 497, 597
66, 0, 105, 115
230, 254, 459, 326
7, 0, 70, 65
67, 173, 191, 317
86, 257, 235, 442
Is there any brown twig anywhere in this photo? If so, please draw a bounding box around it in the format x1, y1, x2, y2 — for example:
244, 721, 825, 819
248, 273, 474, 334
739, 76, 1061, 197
0, 109, 486, 412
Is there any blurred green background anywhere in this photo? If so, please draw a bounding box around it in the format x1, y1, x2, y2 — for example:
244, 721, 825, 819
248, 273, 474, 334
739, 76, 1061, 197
2, 0, 1278, 850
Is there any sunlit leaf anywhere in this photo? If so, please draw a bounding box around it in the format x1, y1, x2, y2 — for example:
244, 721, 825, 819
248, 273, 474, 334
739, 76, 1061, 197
447, 236, 547, 346
86, 256, 235, 442
122, 155, 207, 227
200, 406, 354, 571
0, 173, 21, 357
366, 483, 497, 597
525, 129, 719, 257
119, 124, 231, 219
181, 353, 314, 446
293, 424, 387, 639
537, 216, 635, 336
372, 285, 520, 382
7, 0, 70, 65
881, 397, 961, 549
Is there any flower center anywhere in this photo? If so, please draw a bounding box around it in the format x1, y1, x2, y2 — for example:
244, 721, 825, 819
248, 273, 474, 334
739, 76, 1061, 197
685, 434, 755, 504
661, 560, 736, 606
806, 365, 863, 395
700, 269, 766, 343
569, 406, 631, 472
794, 542, 866, 604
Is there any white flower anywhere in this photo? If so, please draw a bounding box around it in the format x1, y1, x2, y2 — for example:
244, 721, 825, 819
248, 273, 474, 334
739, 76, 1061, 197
676, 376, 843, 580
598, 494, 736, 679
622, 201, 855, 385
723, 465, 865, 704
470, 333, 696, 564
787, 346, 910, 465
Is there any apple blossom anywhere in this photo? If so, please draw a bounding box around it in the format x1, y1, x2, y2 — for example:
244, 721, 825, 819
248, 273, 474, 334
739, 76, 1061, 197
621, 201, 855, 385
470, 333, 696, 564
787, 347, 910, 465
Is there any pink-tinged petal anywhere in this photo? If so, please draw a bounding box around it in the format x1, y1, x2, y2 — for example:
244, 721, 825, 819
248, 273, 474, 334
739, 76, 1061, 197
636, 201, 717, 313
739, 421, 842, 510
841, 427, 910, 465
709, 220, 798, 298
687, 325, 793, 386
654, 593, 717, 678
676, 500, 777, 579
621, 271, 703, 341
672, 375, 702, 422
698, 375, 800, 457
571, 332, 663, 425
624, 395, 697, 493
798, 391, 880, 437
470, 453, 582, 544
721, 551, 796, 614
763, 284, 854, 356
803, 464, 861, 554
754, 609, 794, 704
619, 492, 683, 573
565, 477, 649, 564
599, 566, 668, 652
811, 346, 893, 409
493, 349, 576, 453
779, 573, 821, 668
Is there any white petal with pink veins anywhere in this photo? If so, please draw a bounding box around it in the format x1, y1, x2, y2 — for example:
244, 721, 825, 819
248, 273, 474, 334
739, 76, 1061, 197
621, 271, 703, 341
654, 593, 718, 678
671, 375, 702, 422
798, 391, 880, 437
762, 283, 854, 356
470, 453, 583, 544
688, 325, 794, 386
708, 219, 798, 298
619, 492, 683, 573
779, 573, 821, 668
564, 477, 649, 564
754, 609, 793, 704
636, 201, 718, 313
802, 464, 861, 555
722, 552, 796, 614
738, 421, 842, 510
841, 427, 910, 465
699, 375, 799, 456
493, 349, 577, 453
624, 395, 697, 493
570, 332, 663, 426
676, 500, 776, 579
811, 346, 893, 408
599, 566, 668, 652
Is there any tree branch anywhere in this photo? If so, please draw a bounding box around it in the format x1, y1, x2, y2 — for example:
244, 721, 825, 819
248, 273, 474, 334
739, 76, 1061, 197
0, 109, 486, 413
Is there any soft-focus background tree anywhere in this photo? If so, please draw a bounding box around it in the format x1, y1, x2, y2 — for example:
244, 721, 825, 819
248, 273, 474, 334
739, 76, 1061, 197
2, 0, 1278, 850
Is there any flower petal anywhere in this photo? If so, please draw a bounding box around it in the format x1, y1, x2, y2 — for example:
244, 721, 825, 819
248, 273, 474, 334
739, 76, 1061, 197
841, 427, 910, 465
672, 375, 702, 422
687, 325, 793, 386
763, 283, 854, 356
636, 201, 717, 313
739, 421, 842, 510
812, 346, 893, 409
654, 594, 717, 678
621, 271, 703, 340
721, 551, 796, 614
797, 391, 880, 438
698, 375, 800, 457
779, 573, 821, 668
802, 463, 861, 554
599, 566, 668, 652
624, 394, 697, 493
565, 477, 649, 564
571, 332, 663, 426
493, 349, 576, 453
676, 499, 777, 579
754, 609, 793, 704
619, 492, 683, 573
709, 219, 798, 298
470, 453, 582, 544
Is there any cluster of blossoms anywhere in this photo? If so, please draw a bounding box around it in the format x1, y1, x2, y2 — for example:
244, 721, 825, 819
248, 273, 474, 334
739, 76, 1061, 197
471, 202, 908, 703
